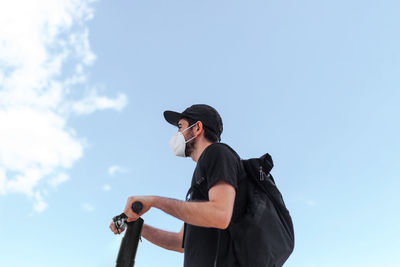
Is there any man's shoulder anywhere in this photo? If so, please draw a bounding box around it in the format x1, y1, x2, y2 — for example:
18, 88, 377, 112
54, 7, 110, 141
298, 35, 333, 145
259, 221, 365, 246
202, 143, 240, 161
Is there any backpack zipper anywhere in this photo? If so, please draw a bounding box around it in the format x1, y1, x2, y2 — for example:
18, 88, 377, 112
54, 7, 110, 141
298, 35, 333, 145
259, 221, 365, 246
213, 230, 221, 267
259, 165, 264, 181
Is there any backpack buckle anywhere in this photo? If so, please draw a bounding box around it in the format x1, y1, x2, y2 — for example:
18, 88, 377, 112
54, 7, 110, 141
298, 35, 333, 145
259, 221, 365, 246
259, 165, 264, 181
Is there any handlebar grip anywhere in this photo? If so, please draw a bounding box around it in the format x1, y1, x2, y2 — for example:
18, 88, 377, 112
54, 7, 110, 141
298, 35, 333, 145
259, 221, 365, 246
131, 201, 143, 214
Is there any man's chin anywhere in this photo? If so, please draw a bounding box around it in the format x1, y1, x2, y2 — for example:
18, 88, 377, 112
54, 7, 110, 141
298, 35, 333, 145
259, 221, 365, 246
185, 148, 194, 157
185, 140, 195, 157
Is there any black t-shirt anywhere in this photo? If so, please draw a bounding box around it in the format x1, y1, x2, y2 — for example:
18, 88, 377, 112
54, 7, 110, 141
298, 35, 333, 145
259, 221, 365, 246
183, 143, 246, 267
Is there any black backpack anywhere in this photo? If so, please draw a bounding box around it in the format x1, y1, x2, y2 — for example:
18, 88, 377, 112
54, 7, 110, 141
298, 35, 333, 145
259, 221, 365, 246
228, 153, 295, 267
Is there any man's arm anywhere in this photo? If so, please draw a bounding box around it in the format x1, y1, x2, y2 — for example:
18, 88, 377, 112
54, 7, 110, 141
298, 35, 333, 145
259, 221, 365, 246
141, 224, 184, 253
125, 181, 236, 229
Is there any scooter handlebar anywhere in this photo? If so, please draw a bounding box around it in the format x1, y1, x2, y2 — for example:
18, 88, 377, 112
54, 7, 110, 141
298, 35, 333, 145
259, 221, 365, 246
115, 201, 144, 267
131, 201, 143, 214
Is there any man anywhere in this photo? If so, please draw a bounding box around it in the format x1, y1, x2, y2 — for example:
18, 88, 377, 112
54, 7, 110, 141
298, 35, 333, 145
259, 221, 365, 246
110, 104, 245, 267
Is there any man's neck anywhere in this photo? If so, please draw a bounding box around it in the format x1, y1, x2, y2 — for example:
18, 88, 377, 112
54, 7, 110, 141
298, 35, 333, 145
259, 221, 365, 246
190, 139, 213, 162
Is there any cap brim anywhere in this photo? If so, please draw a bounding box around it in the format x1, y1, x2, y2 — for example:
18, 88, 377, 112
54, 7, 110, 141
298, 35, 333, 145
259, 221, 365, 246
163, 110, 182, 126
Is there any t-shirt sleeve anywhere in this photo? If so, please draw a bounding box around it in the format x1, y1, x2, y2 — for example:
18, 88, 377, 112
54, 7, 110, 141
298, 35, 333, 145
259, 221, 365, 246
200, 144, 241, 191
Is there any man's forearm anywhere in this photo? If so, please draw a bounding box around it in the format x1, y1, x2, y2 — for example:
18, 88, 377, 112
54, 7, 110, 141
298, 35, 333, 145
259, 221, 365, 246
124, 183, 235, 229
141, 224, 184, 253
151, 196, 230, 229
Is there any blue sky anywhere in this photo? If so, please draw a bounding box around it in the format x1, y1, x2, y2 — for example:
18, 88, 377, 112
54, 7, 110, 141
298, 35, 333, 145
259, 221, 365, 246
0, 0, 399, 266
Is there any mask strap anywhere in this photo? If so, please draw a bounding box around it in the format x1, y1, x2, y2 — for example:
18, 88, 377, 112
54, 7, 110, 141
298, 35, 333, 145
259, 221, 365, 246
182, 123, 197, 144
182, 123, 196, 133
185, 135, 196, 144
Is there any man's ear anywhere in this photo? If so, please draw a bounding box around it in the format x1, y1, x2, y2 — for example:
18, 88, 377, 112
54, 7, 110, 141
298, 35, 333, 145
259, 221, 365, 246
195, 121, 204, 135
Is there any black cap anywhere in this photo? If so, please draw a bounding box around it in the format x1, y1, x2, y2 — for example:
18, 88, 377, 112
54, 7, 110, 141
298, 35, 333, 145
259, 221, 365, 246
164, 104, 223, 141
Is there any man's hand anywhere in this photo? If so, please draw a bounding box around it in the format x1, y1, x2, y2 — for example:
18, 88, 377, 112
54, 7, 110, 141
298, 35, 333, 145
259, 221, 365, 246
109, 220, 124, 235
124, 196, 154, 222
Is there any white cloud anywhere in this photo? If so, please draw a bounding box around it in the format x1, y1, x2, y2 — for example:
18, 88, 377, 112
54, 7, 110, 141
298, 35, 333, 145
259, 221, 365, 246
102, 184, 111, 192
71, 90, 128, 115
81, 203, 95, 212
0, 168, 6, 195
48, 173, 70, 188
108, 165, 127, 176
34, 192, 48, 213
0, 0, 127, 212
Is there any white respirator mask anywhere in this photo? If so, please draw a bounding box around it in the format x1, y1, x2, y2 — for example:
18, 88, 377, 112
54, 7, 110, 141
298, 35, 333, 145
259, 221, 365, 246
169, 124, 197, 157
